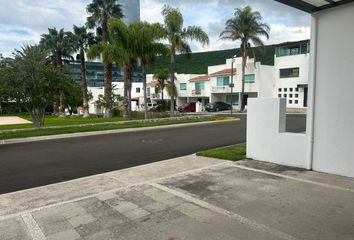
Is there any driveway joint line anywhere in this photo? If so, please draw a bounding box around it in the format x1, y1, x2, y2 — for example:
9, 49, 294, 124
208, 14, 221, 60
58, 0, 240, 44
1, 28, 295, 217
230, 163, 354, 193
21, 212, 46, 240
0, 161, 229, 221
150, 182, 299, 240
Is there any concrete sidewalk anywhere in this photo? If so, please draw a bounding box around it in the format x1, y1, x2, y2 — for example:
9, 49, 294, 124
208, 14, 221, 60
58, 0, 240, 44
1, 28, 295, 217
0, 155, 353, 240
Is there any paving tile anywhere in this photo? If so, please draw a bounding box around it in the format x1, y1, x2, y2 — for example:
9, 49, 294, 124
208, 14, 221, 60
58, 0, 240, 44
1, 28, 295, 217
121, 207, 150, 220
34, 215, 72, 236
96, 212, 126, 229
84, 230, 114, 240
142, 202, 168, 213
68, 213, 96, 228
162, 196, 185, 207
46, 229, 81, 240
75, 220, 106, 238
108, 200, 139, 214
0, 217, 32, 240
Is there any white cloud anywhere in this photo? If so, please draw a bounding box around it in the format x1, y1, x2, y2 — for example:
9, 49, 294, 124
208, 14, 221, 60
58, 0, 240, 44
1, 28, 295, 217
0, 0, 311, 56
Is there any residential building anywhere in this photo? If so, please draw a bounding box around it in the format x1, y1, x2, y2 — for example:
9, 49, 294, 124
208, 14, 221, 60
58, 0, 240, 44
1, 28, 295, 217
274, 40, 310, 108
209, 58, 274, 109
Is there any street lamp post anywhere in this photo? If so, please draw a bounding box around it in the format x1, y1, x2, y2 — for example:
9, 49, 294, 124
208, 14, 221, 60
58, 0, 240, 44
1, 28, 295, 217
230, 58, 235, 115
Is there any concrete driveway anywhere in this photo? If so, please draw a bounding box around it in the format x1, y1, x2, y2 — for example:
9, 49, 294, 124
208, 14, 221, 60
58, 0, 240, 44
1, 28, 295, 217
0, 116, 31, 125
0, 155, 353, 240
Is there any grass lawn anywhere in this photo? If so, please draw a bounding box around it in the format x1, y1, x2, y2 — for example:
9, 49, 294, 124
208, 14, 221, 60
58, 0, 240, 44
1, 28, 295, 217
196, 144, 246, 161
0, 115, 141, 131
0, 117, 222, 140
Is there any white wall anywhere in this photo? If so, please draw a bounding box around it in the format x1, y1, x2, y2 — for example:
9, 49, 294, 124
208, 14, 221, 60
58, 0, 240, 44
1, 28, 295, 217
247, 98, 308, 169
258, 65, 274, 98
311, 3, 354, 177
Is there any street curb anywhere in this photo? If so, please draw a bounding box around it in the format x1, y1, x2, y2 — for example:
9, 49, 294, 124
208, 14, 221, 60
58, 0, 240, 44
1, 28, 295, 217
0, 119, 236, 145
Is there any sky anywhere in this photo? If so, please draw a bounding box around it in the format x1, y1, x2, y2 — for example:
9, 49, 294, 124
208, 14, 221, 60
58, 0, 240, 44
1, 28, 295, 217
0, 0, 311, 57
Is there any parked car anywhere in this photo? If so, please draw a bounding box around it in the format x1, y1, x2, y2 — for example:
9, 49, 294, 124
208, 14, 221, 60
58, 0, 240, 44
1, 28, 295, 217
147, 103, 158, 111
178, 102, 196, 112
205, 101, 231, 112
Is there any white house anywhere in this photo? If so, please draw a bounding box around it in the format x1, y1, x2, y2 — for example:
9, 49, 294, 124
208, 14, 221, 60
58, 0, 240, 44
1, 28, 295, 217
274, 40, 310, 108
88, 82, 144, 114
247, 0, 354, 178
209, 58, 274, 109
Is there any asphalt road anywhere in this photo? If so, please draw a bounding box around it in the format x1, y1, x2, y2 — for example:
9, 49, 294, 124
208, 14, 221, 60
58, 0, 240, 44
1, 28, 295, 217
0, 114, 306, 194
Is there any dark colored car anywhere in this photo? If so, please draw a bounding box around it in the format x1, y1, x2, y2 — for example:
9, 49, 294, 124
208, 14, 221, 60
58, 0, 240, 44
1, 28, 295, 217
178, 102, 196, 112
205, 101, 231, 112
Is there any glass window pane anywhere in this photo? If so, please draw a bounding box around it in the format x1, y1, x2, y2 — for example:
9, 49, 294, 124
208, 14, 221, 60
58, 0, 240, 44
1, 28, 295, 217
180, 83, 187, 90
245, 74, 255, 83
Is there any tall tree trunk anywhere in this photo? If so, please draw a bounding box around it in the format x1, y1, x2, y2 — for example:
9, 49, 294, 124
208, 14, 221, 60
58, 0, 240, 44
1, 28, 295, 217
142, 62, 148, 120
123, 65, 129, 118
161, 86, 164, 101
103, 62, 113, 118
56, 50, 65, 117
127, 65, 132, 120
170, 46, 176, 117
102, 19, 113, 118
80, 49, 90, 118
59, 92, 65, 117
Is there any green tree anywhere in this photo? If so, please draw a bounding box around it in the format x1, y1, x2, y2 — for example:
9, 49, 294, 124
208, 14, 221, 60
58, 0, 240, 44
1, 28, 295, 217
69, 25, 95, 118
220, 6, 270, 111
40, 28, 73, 116
153, 68, 170, 101
86, 0, 124, 118
161, 5, 209, 116
105, 19, 139, 120
133, 22, 168, 119
165, 81, 178, 100
4, 45, 63, 128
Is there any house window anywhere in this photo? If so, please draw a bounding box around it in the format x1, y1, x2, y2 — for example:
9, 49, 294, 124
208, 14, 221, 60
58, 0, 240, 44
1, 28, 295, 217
290, 88, 293, 92
136, 88, 140, 93
195, 82, 205, 92
284, 88, 287, 92
280, 68, 300, 78
290, 94, 293, 98
278, 88, 282, 92
295, 100, 299, 104
289, 100, 293, 104
295, 94, 299, 98
283, 94, 287, 98
217, 76, 230, 89
180, 83, 187, 90
295, 88, 299, 92
278, 94, 282, 98
147, 88, 150, 96
244, 74, 255, 83
226, 95, 238, 105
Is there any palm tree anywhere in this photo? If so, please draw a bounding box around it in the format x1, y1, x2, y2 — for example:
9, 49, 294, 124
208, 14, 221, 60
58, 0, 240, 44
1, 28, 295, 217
153, 68, 170, 101
40, 28, 73, 117
220, 6, 270, 111
133, 22, 168, 119
86, 0, 123, 118
69, 25, 95, 118
161, 5, 209, 116
165, 81, 178, 101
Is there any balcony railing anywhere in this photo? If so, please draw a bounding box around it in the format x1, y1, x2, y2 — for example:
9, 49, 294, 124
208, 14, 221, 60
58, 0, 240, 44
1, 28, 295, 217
211, 86, 231, 93
192, 90, 207, 96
